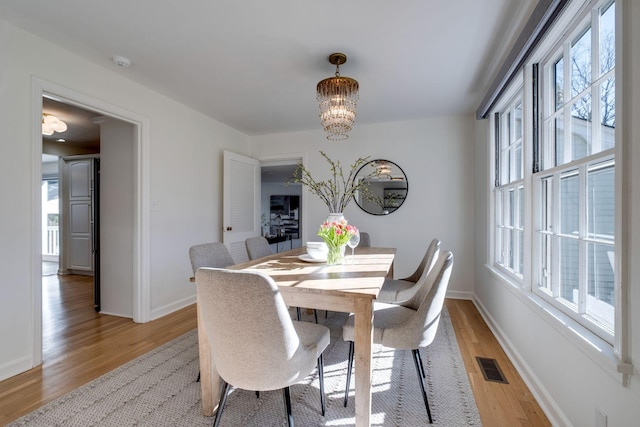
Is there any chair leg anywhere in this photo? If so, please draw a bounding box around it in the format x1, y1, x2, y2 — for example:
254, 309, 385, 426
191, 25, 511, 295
317, 354, 326, 416
416, 348, 426, 378
283, 387, 294, 427
213, 381, 232, 427
344, 341, 354, 407
314, 309, 318, 324
412, 349, 433, 423
296, 307, 301, 321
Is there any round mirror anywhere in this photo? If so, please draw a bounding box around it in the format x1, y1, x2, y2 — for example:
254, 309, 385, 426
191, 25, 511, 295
353, 159, 408, 215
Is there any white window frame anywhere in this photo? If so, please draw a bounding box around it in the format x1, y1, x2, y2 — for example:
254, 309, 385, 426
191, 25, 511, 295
533, 0, 617, 344
493, 92, 525, 282
488, 0, 628, 380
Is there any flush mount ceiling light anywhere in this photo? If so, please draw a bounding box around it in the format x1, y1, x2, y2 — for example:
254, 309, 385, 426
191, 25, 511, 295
41, 113, 67, 135
316, 53, 359, 141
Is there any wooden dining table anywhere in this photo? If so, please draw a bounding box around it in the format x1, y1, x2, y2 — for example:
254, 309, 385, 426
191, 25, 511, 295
196, 245, 396, 427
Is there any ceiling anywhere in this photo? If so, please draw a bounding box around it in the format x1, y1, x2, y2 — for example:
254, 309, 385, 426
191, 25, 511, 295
42, 97, 101, 152
2, 0, 535, 137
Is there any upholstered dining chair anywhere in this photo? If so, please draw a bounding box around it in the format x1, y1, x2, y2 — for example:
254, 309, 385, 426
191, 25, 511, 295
196, 268, 330, 427
342, 250, 454, 424
189, 242, 235, 274
377, 238, 441, 304
244, 236, 320, 323
245, 236, 273, 260
359, 232, 372, 247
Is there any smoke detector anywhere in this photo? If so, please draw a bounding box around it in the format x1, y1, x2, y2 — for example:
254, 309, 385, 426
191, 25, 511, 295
112, 56, 131, 68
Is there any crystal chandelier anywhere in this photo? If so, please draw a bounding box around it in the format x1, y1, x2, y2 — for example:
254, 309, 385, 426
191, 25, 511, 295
316, 53, 359, 141
42, 113, 67, 135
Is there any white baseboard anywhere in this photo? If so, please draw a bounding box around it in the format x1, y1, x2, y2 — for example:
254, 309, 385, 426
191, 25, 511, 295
0, 355, 33, 382
149, 295, 196, 321
446, 289, 475, 300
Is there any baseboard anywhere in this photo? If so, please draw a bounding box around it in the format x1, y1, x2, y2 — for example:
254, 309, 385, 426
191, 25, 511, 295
0, 355, 33, 382
471, 295, 573, 427
149, 295, 196, 321
446, 289, 475, 300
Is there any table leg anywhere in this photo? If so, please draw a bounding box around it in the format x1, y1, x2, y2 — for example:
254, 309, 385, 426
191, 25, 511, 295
353, 297, 374, 427
197, 304, 220, 416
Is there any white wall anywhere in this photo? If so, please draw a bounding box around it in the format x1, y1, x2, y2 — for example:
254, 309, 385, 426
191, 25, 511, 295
0, 20, 250, 380
472, 1, 640, 426
250, 115, 477, 299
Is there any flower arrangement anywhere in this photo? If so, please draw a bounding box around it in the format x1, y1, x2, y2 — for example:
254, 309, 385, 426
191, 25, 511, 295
288, 151, 380, 213
317, 217, 358, 264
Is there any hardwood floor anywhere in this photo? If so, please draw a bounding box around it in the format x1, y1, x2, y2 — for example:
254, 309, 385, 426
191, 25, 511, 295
446, 299, 551, 427
0, 274, 549, 426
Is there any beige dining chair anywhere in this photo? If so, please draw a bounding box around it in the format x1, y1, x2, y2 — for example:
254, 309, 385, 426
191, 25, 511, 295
377, 238, 441, 304
245, 236, 320, 323
196, 268, 330, 427
245, 236, 273, 260
342, 250, 454, 424
359, 232, 372, 247
189, 242, 235, 274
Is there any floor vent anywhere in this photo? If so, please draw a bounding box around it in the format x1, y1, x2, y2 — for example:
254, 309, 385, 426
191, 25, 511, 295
476, 357, 509, 384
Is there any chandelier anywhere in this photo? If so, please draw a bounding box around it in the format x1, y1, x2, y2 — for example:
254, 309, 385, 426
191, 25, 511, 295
42, 113, 67, 135
316, 53, 359, 141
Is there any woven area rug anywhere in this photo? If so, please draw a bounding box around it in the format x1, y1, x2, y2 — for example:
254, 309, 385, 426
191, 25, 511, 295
10, 308, 481, 426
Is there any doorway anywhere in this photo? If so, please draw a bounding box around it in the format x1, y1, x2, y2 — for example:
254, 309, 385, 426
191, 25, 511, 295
259, 160, 302, 251
32, 77, 150, 366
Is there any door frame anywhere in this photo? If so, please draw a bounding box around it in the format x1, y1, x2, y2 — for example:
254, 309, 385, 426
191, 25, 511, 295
31, 77, 151, 365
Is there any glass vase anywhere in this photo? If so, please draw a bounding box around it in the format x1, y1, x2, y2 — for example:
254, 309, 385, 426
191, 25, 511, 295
326, 244, 346, 265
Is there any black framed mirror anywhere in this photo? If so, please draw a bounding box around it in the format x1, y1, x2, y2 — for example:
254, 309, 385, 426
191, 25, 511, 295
354, 159, 408, 215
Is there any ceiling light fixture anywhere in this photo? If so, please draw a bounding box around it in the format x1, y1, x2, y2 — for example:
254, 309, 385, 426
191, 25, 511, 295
316, 53, 359, 141
42, 113, 67, 135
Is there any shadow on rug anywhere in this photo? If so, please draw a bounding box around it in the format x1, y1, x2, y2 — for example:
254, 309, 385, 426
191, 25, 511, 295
10, 308, 481, 426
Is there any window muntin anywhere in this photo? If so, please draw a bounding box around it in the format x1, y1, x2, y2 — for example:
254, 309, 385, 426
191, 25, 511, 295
534, 0, 615, 342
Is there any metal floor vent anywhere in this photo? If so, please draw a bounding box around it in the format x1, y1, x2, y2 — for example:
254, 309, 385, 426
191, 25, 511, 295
476, 357, 509, 384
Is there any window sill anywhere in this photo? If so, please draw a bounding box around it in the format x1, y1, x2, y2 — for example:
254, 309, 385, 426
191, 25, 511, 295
484, 264, 628, 385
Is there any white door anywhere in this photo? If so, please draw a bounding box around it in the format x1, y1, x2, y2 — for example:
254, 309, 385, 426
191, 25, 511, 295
64, 157, 95, 272
223, 151, 260, 262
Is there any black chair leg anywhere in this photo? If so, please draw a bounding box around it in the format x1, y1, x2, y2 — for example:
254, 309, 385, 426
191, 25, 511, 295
283, 387, 294, 427
412, 349, 433, 423
213, 381, 232, 427
314, 309, 318, 324
416, 348, 426, 378
344, 341, 354, 407
317, 354, 326, 416
296, 307, 302, 321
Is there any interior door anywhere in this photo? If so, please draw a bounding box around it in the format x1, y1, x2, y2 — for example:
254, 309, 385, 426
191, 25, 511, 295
223, 151, 260, 262
65, 158, 94, 272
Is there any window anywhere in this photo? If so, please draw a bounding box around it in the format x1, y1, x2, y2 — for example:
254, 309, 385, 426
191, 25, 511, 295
494, 96, 524, 279
534, 0, 616, 341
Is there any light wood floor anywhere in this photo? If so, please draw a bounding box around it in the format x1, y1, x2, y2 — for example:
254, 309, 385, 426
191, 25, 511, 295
0, 273, 550, 426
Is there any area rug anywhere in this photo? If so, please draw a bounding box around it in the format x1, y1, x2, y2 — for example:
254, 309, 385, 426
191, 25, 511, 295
9, 308, 481, 426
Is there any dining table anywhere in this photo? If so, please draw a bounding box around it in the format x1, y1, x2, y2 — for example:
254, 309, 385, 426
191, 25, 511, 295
196, 245, 396, 427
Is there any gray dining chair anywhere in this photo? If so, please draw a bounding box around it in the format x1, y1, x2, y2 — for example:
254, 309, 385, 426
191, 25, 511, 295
359, 232, 372, 248
245, 236, 273, 260
189, 242, 235, 274
196, 268, 330, 427
342, 250, 454, 424
377, 238, 441, 304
